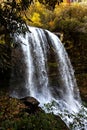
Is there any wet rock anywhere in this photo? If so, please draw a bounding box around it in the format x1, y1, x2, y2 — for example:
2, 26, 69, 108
80, 94, 87, 103
10, 43, 28, 97
20, 97, 40, 113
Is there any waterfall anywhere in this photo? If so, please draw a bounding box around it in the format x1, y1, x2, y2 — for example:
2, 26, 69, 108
11, 26, 87, 130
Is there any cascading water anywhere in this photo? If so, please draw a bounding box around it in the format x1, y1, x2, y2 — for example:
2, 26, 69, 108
11, 26, 87, 130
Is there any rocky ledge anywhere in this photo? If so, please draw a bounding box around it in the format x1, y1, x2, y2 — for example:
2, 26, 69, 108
0, 93, 69, 130
20, 96, 40, 114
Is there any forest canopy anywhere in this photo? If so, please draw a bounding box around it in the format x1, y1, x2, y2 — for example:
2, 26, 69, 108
38, 0, 63, 9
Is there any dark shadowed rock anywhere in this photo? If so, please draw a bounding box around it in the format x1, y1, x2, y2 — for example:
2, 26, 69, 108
0, 44, 11, 90
10, 43, 29, 97
20, 97, 40, 113
21, 96, 39, 106
80, 94, 87, 103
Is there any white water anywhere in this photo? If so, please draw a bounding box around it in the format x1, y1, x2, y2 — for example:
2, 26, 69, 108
12, 26, 87, 130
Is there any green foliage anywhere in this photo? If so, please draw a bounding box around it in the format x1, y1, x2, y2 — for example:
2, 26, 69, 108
54, 4, 87, 27
0, 94, 68, 130
0, 0, 33, 46
52, 4, 87, 45
1, 112, 68, 130
0, 0, 33, 73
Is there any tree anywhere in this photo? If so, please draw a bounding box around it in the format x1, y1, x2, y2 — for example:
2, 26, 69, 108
38, 0, 63, 10
0, 0, 33, 74
0, 0, 33, 45
0, 0, 63, 44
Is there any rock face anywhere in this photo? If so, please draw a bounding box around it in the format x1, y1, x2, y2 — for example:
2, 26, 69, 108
10, 43, 29, 98
65, 32, 87, 103
20, 96, 69, 129
0, 93, 69, 130
54, 30, 87, 103
0, 30, 87, 104
20, 96, 40, 113
0, 44, 11, 89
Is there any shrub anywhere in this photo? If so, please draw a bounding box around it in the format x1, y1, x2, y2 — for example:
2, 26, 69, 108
1, 111, 68, 130
53, 4, 87, 45
26, 2, 55, 30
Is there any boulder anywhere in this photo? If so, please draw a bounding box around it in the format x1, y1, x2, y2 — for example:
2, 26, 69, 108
20, 97, 40, 113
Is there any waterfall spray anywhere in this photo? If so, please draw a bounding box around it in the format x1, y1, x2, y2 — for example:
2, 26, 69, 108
11, 26, 87, 130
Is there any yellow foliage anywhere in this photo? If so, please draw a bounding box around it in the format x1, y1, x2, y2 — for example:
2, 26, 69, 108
24, 1, 87, 31
31, 12, 42, 26
31, 12, 40, 22
48, 21, 54, 28
54, 4, 68, 15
